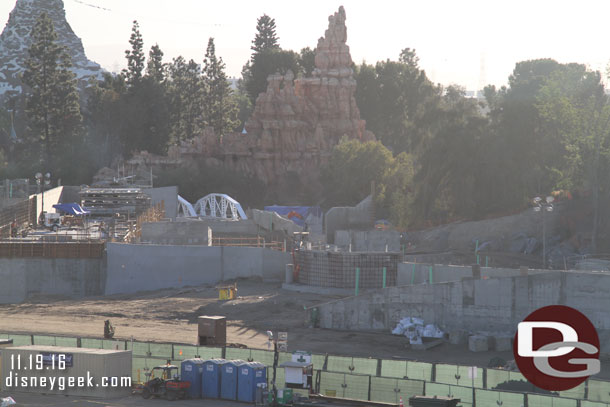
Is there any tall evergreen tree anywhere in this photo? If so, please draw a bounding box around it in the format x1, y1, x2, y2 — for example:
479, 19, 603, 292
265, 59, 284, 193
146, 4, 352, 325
22, 12, 82, 169
167, 56, 204, 143
202, 38, 238, 137
146, 44, 165, 83
251, 14, 279, 55
124, 20, 145, 86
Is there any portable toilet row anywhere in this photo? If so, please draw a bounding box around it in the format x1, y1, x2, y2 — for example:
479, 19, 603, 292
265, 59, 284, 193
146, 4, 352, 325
180, 358, 267, 402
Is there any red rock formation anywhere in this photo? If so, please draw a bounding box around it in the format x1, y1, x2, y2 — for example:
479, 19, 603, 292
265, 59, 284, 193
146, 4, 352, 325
145, 6, 374, 187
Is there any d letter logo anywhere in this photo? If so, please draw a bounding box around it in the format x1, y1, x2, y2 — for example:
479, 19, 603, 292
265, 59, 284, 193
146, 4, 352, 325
514, 305, 600, 391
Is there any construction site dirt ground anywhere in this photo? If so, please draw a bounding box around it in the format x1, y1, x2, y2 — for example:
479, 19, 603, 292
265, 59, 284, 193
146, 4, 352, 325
0, 278, 608, 380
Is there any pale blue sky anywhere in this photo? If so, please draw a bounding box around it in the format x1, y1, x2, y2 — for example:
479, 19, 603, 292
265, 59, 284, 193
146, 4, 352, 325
2, 0, 610, 89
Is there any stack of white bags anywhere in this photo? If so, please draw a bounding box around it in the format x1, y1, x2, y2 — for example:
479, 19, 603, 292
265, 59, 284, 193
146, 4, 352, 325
391, 317, 444, 344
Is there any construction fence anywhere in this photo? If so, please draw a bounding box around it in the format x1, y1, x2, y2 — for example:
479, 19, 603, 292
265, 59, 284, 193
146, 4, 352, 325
1, 333, 610, 406
0, 196, 36, 238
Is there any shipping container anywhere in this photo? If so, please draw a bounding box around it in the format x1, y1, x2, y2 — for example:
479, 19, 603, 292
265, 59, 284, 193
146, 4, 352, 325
180, 358, 204, 398
220, 359, 245, 400
237, 361, 267, 402
1, 345, 131, 398
202, 358, 227, 398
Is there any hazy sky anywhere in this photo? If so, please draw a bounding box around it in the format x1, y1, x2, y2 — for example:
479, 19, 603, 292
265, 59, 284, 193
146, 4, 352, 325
2, 0, 610, 89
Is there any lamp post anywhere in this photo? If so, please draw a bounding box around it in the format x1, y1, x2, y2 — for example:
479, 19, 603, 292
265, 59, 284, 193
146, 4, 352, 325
35, 172, 51, 226
534, 196, 554, 269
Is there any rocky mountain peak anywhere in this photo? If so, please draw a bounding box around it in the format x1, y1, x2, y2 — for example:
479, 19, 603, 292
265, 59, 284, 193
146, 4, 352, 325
0, 0, 104, 100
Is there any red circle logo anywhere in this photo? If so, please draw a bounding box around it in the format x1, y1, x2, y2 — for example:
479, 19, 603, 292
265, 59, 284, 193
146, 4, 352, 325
513, 305, 600, 391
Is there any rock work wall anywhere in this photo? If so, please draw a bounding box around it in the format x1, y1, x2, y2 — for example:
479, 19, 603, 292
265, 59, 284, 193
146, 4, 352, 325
162, 6, 375, 186
0, 0, 103, 99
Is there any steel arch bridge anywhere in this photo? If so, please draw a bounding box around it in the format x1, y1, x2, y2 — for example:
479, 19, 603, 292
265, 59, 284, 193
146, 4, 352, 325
178, 193, 247, 220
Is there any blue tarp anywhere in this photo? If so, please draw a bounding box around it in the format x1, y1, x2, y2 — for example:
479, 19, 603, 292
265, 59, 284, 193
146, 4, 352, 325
52, 203, 90, 216
264, 206, 322, 227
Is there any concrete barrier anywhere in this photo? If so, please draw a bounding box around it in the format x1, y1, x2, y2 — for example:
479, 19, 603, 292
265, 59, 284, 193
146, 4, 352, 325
105, 243, 290, 295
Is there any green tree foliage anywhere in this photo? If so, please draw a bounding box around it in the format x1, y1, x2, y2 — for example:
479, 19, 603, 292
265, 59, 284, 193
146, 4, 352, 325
201, 38, 238, 137
536, 65, 609, 250
167, 57, 204, 143
146, 44, 165, 83
22, 12, 82, 174
245, 49, 300, 103
320, 139, 414, 227
298, 47, 316, 77
355, 48, 442, 154
251, 14, 279, 55
124, 20, 145, 86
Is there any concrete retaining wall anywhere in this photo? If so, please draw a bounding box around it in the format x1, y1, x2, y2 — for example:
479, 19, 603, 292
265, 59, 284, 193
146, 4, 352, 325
0, 258, 104, 303
325, 195, 374, 243
316, 271, 610, 353
397, 262, 546, 285
105, 243, 290, 295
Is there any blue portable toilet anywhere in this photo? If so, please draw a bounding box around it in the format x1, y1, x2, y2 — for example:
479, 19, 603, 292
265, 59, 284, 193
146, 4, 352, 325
181, 358, 205, 398
237, 362, 267, 402
220, 360, 246, 400
202, 359, 227, 398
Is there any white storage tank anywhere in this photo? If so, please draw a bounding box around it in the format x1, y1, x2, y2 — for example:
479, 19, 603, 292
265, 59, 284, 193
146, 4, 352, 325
1, 345, 131, 398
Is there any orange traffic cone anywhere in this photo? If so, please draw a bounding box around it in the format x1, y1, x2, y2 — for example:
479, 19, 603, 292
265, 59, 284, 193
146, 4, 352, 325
399, 396, 404, 407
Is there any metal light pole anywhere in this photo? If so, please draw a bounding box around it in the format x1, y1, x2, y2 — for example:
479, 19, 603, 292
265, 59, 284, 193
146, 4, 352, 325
534, 196, 554, 269
35, 172, 51, 226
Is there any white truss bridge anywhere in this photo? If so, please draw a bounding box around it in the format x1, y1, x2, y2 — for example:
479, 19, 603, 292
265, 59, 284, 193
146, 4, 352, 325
178, 193, 247, 220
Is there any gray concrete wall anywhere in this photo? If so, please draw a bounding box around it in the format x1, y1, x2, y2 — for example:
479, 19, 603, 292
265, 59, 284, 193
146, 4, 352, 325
325, 195, 374, 243
316, 271, 610, 354
143, 186, 178, 219
397, 262, 538, 285
141, 220, 211, 245
335, 230, 400, 252
105, 243, 290, 294
0, 258, 104, 303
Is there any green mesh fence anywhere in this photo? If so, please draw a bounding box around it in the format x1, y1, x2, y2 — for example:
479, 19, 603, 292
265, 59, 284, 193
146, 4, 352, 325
527, 394, 578, 407
381, 360, 407, 378
250, 349, 275, 365
0, 333, 8, 339
268, 366, 285, 389
172, 345, 198, 360
352, 357, 378, 375
327, 355, 353, 373
196, 346, 222, 360
370, 377, 425, 404
559, 382, 585, 400
435, 364, 483, 388
486, 368, 527, 389
320, 371, 347, 397
149, 343, 173, 359
225, 347, 250, 360
32, 335, 56, 346
475, 389, 525, 407
312, 353, 326, 370
589, 380, 610, 403
130, 341, 150, 356
102, 340, 126, 350
425, 382, 473, 407
343, 373, 370, 401
582, 401, 610, 407
132, 357, 150, 384
406, 361, 433, 381
278, 351, 293, 365
55, 337, 78, 347
7, 334, 32, 346
370, 377, 398, 403
81, 338, 103, 349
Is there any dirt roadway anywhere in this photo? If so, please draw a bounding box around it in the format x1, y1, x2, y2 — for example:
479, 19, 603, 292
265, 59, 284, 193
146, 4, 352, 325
1, 279, 606, 379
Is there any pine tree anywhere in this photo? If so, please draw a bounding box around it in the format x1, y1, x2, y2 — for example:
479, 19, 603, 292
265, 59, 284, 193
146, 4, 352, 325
124, 20, 145, 86
167, 56, 204, 143
22, 12, 82, 168
251, 14, 279, 55
146, 44, 165, 83
202, 38, 238, 137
